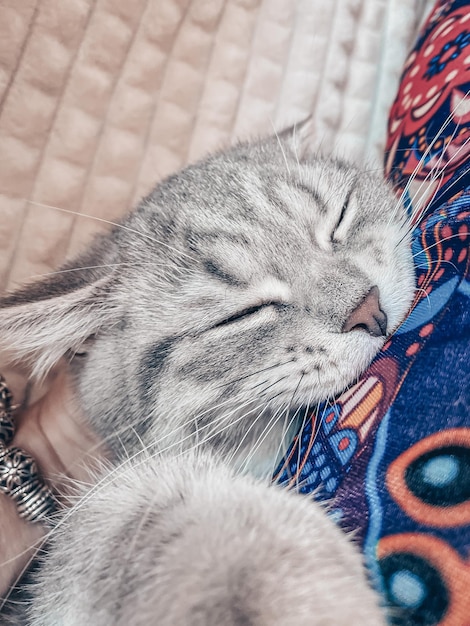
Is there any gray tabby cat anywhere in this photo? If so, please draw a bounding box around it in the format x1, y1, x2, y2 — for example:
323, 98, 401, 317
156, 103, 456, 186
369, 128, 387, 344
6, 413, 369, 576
0, 128, 415, 625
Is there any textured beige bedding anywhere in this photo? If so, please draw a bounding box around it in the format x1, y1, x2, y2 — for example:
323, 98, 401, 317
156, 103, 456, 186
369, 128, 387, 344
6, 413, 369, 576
0, 0, 431, 294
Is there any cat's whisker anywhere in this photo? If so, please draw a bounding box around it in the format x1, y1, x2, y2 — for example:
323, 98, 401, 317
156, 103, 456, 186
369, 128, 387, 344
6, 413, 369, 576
389, 90, 470, 223
27, 200, 196, 262
22, 260, 199, 312
224, 403, 282, 470
394, 168, 444, 245
413, 132, 470, 225
150, 393, 265, 455
406, 95, 467, 190
396, 133, 470, 245
157, 400, 270, 465
288, 372, 305, 410
262, 387, 291, 404
276, 373, 305, 486
270, 405, 298, 482
214, 359, 293, 389
248, 375, 287, 392
149, 398, 259, 456
240, 407, 288, 472
291, 122, 302, 171
425, 150, 470, 202
414, 287, 432, 308
129, 426, 150, 460
237, 404, 288, 474
248, 376, 274, 392
311, 398, 332, 447
408, 130, 470, 227
413, 232, 466, 257
389, 161, 439, 234
415, 259, 460, 272
0, 552, 39, 610
27, 262, 165, 280
408, 169, 445, 226
37, 397, 263, 536
227, 404, 269, 467
284, 399, 324, 492
270, 118, 291, 177
193, 410, 201, 451
295, 393, 315, 493
76, 390, 255, 463
278, 406, 303, 484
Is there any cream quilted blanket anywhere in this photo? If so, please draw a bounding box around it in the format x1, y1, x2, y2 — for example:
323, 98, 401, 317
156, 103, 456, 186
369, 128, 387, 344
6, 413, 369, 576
0, 0, 432, 294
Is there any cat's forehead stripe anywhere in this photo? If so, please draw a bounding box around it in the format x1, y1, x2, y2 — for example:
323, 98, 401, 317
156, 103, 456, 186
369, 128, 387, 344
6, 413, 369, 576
203, 260, 245, 288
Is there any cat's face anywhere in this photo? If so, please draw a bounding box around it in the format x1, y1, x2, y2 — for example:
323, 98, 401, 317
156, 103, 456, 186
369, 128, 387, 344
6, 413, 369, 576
78, 136, 415, 470
0, 134, 415, 471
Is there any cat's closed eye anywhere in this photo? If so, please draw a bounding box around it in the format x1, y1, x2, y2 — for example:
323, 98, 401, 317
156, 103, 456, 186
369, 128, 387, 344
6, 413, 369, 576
332, 188, 353, 243
211, 301, 288, 329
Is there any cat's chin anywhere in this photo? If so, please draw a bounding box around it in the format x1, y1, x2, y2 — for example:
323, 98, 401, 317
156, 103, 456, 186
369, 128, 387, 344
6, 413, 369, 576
228, 414, 302, 479
281, 336, 385, 405
234, 335, 393, 476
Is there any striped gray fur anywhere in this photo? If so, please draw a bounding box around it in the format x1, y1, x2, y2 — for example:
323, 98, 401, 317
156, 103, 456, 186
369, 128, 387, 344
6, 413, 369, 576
0, 128, 415, 624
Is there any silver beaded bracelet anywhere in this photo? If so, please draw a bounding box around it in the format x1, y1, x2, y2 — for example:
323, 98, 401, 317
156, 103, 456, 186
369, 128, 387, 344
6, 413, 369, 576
0, 376, 57, 523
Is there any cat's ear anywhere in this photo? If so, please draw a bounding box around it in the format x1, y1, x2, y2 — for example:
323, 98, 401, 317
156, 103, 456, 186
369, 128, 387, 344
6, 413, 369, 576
278, 116, 314, 159
0, 247, 117, 379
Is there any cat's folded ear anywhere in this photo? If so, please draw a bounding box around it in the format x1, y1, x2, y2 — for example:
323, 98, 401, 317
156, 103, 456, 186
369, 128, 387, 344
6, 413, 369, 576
0, 246, 117, 379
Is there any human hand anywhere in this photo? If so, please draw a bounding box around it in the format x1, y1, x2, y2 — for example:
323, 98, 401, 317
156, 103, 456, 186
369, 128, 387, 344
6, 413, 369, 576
0, 367, 106, 600
14, 368, 107, 493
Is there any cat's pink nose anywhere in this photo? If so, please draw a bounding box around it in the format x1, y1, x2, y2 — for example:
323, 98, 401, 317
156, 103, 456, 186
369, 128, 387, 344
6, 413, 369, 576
342, 286, 388, 337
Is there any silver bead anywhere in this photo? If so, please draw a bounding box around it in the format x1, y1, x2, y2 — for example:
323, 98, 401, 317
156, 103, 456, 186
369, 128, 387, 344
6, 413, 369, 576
0, 375, 13, 411
0, 411, 15, 446
0, 375, 14, 445
0, 445, 57, 522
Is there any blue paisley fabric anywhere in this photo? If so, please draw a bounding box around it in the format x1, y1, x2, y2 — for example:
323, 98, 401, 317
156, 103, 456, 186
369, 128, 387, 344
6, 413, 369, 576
276, 2, 470, 624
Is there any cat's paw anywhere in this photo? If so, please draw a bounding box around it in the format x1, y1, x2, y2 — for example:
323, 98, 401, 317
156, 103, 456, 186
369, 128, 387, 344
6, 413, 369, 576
29, 453, 386, 626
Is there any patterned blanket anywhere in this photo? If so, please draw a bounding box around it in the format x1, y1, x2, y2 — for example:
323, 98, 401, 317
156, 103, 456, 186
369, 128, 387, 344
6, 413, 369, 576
276, 2, 470, 624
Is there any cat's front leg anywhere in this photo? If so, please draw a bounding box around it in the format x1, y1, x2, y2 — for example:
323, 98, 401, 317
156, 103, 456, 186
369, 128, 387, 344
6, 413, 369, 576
28, 452, 386, 626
